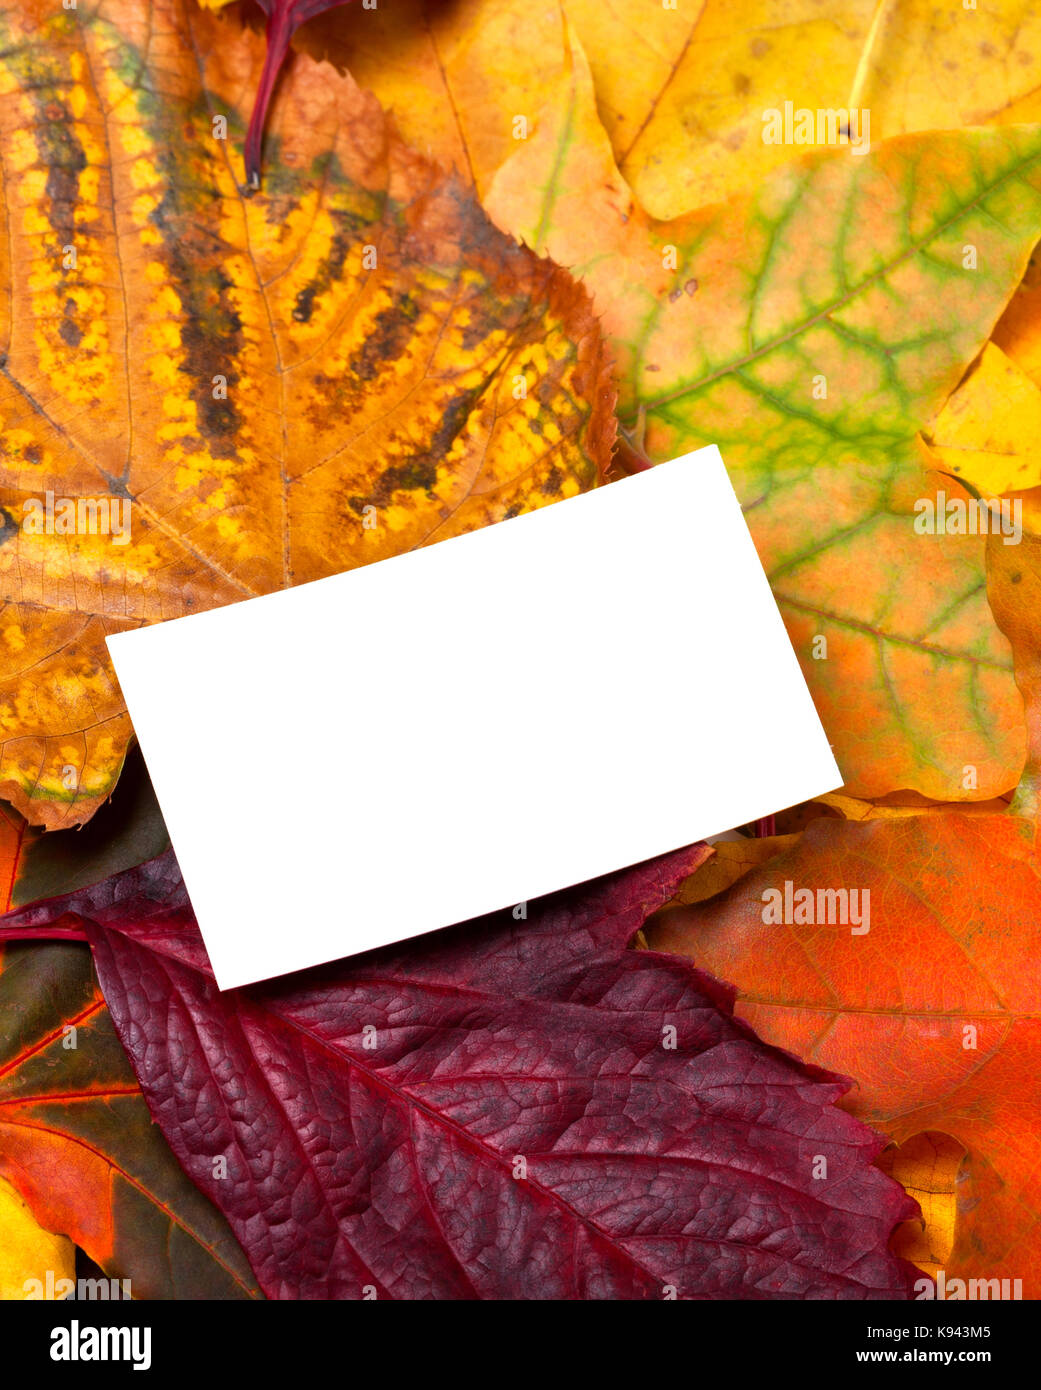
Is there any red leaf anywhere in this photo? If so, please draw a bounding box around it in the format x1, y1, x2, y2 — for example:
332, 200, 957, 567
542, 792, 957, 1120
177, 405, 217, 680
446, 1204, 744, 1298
1, 847, 919, 1299
245, 1, 355, 189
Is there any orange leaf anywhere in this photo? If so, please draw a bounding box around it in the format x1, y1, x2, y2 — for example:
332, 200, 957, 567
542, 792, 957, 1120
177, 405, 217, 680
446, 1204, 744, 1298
0, 0, 614, 827
642, 495, 1041, 1289
0, 941, 261, 1297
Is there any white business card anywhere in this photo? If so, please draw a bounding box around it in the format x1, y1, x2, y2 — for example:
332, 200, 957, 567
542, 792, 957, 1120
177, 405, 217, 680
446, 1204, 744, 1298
106, 447, 840, 989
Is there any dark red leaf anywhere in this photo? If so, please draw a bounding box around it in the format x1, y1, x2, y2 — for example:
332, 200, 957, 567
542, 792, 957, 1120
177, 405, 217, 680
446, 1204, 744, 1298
0, 846, 919, 1299
245, 1, 355, 188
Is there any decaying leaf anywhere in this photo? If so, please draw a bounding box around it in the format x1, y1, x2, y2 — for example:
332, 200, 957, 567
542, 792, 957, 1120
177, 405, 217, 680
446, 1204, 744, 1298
0, 941, 262, 1298
0, 846, 923, 1300
0, 0, 615, 828
483, 32, 1041, 801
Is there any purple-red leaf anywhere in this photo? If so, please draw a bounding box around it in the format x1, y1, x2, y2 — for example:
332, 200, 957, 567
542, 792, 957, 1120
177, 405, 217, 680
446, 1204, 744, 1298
0, 846, 919, 1299
244, 1, 354, 188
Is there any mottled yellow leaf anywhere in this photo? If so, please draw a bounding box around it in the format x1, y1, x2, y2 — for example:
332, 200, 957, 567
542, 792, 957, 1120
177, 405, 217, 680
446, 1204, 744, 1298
0, 0, 614, 827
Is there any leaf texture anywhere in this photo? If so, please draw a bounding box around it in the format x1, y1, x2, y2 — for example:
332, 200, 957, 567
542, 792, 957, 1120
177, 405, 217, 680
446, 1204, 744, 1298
484, 35, 1041, 799
0, 845, 921, 1300
0, 0, 615, 827
0, 941, 262, 1298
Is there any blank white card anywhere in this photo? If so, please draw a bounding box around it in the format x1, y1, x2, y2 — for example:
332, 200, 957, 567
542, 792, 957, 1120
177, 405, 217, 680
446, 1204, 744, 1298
107, 447, 840, 989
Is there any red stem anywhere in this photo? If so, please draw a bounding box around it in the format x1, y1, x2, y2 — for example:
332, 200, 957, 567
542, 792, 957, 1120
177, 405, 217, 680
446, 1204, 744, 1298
0, 926, 89, 943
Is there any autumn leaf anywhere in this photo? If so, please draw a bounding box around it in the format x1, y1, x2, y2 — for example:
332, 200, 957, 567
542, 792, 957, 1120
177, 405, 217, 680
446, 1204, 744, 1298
647, 813, 1041, 1291
0, 941, 262, 1298
0, 0, 614, 829
0, 750, 167, 914
293, 0, 573, 199
0, 846, 925, 1300
222, 0, 356, 189
288, 0, 1041, 219
993, 243, 1041, 389
921, 342, 1041, 496
642, 492, 1041, 1290
483, 32, 1041, 801
0, 1172, 74, 1299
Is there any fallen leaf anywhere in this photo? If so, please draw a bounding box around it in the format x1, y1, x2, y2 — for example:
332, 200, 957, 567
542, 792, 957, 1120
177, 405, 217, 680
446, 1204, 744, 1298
664, 835, 801, 907
647, 811, 1041, 1292
993, 243, 1041, 388
0, 845, 922, 1300
290, 0, 1041, 219
0, 941, 262, 1298
0, 0, 614, 828
643, 498, 1041, 1289
877, 1131, 966, 1282
922, 342, 1041, 495
0, 1172, 74, 1299
484, 32, 1041, 801
810, 791, 1013, 824
0, 749, 167, 913
293, 0, 571, 198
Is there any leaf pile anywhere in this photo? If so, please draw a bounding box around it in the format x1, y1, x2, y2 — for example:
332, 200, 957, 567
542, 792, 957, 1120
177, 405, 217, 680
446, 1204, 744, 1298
0, 0, 1039, 1301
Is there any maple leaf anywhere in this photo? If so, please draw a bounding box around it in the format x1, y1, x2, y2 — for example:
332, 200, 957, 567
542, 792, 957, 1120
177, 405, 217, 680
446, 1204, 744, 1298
0, 0, 615, 829
642, 491, 1041, 1290
481, 33, 1041, 802
0, 846, 922, 1300
0, 941, 262, 1298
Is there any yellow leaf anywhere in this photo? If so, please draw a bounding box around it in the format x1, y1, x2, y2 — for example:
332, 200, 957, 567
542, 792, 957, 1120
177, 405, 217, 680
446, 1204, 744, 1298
923, 342, 1041, 496
0, 1174, 75, 1300
291, 1, 1041, 219
295, 0, 571, 199
815, 790, 1013, 821
0, 0, 614, 828
993, 245, 1041, 389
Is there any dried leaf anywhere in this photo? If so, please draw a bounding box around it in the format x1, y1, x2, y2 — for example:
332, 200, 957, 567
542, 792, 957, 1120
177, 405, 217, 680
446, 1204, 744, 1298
291, 0, 1041, 218
484, 33, 1041, 800
0, 0, 614, 827
0, 846, 922, 1300
0, 941, 262, 1298
923, 343, 1041, 496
